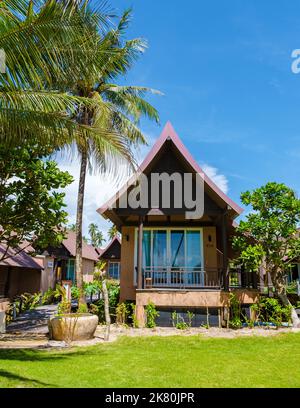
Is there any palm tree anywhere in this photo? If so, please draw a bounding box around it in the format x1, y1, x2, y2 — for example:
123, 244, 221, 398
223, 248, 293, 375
108, 224, 119, 241
88, 223, 106, 247
68, 8, 160, 307
0, 0, 112, 148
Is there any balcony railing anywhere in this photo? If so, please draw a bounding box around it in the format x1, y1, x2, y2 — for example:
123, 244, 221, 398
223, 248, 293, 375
142, 267, 222, 289
140, 267, 259, 290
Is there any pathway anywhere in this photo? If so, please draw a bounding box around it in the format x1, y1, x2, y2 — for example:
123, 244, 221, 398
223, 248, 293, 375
5, 304, 57, 334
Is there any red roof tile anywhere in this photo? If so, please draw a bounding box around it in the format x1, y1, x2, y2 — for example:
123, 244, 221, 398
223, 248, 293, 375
62, 230, 99, 261
0, 244, 42, 269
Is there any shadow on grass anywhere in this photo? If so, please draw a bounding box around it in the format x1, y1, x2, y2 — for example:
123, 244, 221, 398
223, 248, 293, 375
0, 369, 57, 387
0, 345, 109, 362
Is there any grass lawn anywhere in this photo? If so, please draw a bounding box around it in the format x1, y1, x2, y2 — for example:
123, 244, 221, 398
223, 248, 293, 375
0, 333, 300, 388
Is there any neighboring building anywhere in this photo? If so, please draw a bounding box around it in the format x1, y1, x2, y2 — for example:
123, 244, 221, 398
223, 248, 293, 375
97, 236, 121, 280
46, 230, 99, 284
98, 122, 260, 327
0, 243, 44, 311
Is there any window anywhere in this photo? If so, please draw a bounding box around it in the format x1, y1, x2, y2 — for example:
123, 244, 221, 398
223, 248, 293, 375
109, 262, 120, 280
135, 228, 203, 280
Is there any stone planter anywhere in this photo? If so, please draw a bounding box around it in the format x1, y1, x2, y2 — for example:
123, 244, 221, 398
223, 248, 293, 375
48, 313, 98, 342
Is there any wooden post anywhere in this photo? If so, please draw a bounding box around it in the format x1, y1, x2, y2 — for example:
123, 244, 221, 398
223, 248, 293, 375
222, 210, 229, 291
137, 216, 144, 289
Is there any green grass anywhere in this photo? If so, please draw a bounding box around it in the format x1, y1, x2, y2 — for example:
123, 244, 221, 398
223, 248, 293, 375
0, 333, 300, 388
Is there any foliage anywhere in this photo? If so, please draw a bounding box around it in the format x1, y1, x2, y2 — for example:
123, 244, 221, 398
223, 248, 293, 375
171, 311, 190, 330
0, 0, 113, 149
187, 311, 195, 327
108, 224, 120, 241
251, 297, 291, 327
88, 303, 99, 316
232, 182, 300, 326
129, 303, 139, 328
77, 303, 88, 314
286, 280, 298, 294
229, 293, 242, 329
71, 286, 80, 300
145, 302, 159, 328
93, 281, 120, 323
233, 183, 300, 275
41, 288, 56, 305
116, 302, 129, 325
6, 291, 42, 323
84, 281, 101, 301
0, 144, 73, 261
93, 260, 107, 281
57, 300, 71, 316
88, 223, 106, 247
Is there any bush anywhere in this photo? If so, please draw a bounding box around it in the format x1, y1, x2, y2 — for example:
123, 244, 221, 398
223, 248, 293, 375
41, 288, 55, 305
145, 302, 159, 328
171, 310, 193, 330
251, 297, 291, 327
93, 281, 120, 323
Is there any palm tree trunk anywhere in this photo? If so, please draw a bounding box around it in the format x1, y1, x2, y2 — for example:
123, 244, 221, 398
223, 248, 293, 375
75, 148, 88, 307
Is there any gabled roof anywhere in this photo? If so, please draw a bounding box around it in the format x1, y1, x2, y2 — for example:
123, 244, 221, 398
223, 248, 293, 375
99, 236, 121, 259
0, 244, 43, 269
62, 230, 99, 261
98, 122, 243, 219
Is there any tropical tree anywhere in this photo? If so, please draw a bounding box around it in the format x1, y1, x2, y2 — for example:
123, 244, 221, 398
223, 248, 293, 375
0, 143, 73, 261
233, 182, 300, 327
108, 224, 119, 241
0, 0, 111, 148
88, 223, 106, 247
66, 7, 160, 307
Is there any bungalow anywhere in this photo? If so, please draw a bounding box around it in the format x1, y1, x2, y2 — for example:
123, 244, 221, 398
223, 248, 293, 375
46, 230, 99, 284
98, 122, 259, 327
0, 243, 44, 312
97, 236, 121, 280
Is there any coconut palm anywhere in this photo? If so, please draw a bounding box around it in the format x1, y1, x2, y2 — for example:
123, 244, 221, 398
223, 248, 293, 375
88, 223, 106, 247
0, 0, 113, 148
68, 8, 160, 307
108, 224, 119, 241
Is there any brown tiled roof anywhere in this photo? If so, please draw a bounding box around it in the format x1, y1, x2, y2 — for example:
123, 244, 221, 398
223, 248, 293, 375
62, 230, 99, 261
0, 244, 42, 270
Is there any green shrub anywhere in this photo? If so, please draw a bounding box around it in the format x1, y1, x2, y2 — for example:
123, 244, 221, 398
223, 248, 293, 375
145, 302, 159, 328
41, 288, 55, 305
171, 310, 193, 330
251, 297, 291, 327
57, 300, 71, 315
286, 280, 298, 294
77, 303, 88, 314
71, 286, 80, 300
88, 303, 99, 315
229, 293, 242, 329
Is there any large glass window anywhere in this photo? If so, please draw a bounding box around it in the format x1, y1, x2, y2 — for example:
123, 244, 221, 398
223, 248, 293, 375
138, 229, 203, 273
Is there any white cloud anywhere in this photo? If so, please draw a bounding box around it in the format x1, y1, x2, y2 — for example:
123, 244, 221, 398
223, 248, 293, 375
58, 135, 155, 239
201, 163, 229, 194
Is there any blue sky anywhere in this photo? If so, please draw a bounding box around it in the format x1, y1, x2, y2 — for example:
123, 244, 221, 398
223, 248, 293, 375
62, 0, 300, 240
